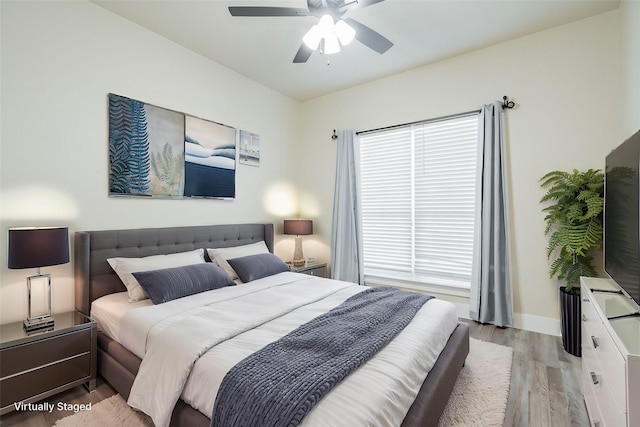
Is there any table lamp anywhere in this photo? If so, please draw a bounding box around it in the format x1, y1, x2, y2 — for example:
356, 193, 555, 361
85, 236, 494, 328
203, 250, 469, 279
8, 227, 69, 331
283, 219, 313, 267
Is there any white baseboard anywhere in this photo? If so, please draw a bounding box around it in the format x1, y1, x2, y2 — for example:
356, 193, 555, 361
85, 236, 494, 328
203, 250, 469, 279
512, 312, 561, 336
452, 302, 561, 337
368, 280, 562, 337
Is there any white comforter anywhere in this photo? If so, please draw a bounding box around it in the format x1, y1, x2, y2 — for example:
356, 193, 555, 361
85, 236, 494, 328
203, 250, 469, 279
121, 272, 458, 427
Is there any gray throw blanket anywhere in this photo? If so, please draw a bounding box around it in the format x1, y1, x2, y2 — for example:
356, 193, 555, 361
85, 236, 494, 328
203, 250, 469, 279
210, 286, 434, 427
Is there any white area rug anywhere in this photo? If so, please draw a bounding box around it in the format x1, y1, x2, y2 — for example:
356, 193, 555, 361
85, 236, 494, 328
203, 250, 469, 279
55, 338, 512, 427
439, 338, 513, 427
54, 394, 153, 427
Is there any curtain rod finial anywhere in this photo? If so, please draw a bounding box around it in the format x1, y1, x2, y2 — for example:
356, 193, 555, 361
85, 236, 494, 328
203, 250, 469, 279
331, 129, 338, 140
502, 96, 515, 109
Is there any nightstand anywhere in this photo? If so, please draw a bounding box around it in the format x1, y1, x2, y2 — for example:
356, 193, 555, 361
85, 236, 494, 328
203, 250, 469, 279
0, 311, 97, 415
290, 262, 328, 278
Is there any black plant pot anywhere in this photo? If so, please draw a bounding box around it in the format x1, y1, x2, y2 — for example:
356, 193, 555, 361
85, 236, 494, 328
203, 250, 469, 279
559, 286, 581, 357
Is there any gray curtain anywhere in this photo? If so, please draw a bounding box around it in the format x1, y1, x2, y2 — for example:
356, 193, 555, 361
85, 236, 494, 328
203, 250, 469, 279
470, 102, 513, 327
330, 130, 364, 285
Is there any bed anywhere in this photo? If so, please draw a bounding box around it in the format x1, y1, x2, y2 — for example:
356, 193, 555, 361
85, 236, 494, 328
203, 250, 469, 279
74, 223, 469, 427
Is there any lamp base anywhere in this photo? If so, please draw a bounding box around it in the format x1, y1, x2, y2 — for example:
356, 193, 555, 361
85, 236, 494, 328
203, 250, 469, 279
292, 236, 306, 267
23, 316, 54, 332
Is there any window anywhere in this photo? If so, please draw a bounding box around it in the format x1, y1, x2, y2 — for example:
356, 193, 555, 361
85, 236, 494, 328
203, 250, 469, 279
358, 113, 479, 290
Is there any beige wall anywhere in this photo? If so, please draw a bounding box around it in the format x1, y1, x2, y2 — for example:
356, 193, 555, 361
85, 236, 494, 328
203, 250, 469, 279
296, 11, 622, 334
0, 1, 300, 324
620, 0, 640, 135
1, 2, 636, 334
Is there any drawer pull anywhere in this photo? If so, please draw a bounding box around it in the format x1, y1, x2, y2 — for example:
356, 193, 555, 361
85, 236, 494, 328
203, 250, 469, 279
582, 314, 587, 322
594, 422, 600, 427
583, 298, 590, 303
591, 335, 599, 349
590, 371, 599, 385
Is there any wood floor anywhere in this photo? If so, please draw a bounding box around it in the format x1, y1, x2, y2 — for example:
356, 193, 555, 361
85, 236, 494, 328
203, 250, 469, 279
0, 321, 589, 427
462, 320, 589, 427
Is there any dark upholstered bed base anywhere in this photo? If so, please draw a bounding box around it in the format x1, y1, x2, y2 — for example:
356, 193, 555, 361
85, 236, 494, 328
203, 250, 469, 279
402, 322, 469, 427
76, 223, 469, 427
97, 323, 469, 427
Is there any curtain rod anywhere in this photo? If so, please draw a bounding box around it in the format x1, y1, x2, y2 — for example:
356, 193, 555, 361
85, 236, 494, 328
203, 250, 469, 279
355, 109, 479, 136
352, 95, 516, 137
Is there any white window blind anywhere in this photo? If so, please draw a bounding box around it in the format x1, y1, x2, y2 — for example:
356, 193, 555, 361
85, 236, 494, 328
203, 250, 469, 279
359, 113, 479, 289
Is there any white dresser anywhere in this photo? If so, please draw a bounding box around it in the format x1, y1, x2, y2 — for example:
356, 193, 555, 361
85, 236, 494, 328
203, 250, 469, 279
581, 277, 640, 427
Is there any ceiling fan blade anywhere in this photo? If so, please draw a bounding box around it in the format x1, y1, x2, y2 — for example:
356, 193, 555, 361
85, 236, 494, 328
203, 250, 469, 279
293, 44, 314, 63
343, 17, 393, 54
348, 0, 386, 10
229, 6, 309, 17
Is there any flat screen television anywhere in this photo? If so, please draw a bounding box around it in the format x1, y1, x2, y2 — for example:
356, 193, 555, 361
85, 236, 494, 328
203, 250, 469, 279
604, 129, 640, 306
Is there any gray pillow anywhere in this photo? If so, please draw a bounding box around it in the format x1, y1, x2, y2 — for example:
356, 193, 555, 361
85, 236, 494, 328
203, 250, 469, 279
132, 263, 235, 304
227, 253, 290, 283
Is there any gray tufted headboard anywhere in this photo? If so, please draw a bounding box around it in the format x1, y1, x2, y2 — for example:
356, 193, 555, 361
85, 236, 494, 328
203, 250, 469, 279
74, 223, 274, 315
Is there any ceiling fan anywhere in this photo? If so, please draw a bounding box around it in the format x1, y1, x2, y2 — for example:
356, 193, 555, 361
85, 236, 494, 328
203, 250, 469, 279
229, 0, 393, 63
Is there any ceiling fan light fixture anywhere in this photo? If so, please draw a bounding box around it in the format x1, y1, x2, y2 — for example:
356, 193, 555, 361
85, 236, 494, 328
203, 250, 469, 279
335, 19, 355, 46
323, 33, 341, 54
317, 14, 335, 37
303, 24, 322, 50
231, 0, 392, 64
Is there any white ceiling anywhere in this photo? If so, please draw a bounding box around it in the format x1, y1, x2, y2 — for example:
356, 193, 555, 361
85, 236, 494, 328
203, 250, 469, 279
91, 0, 619, 101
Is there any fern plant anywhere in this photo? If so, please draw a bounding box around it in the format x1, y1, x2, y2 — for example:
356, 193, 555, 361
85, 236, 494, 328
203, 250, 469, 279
540, 169, 604, 293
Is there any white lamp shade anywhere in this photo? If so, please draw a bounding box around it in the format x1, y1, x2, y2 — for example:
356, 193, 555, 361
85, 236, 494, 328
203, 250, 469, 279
335, 20, 355, 46
317, 14, 334, 36
323, 33, 341, 54
303, 14, 353, 55
303, 24, 321, 50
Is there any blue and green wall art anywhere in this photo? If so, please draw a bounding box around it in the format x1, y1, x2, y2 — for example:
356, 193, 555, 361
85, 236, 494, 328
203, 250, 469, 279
108, 93, 236, 199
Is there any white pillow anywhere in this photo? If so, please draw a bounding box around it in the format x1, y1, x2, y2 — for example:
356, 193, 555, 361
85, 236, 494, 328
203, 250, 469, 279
207, 241, 269, 280
107, 249, 206, 302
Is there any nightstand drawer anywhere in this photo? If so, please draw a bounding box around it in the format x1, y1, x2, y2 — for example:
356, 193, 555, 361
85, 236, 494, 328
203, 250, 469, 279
0, 312, 96, 416
0, 353, 91, 408
304, 265, 327, 277
289, 263, 328, 278
0, 329, 91, 378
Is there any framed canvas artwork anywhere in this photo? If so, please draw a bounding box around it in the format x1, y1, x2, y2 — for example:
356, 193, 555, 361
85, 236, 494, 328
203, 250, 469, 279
239, 130, 260, 167
108, 93, 236, 199
184, 116, 236, 198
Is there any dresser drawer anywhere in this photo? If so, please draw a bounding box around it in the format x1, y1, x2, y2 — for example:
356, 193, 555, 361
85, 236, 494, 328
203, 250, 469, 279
0, 353, 91, 408
582, 295, 599, 331
582, 365, 603, 427
586, 320, 627, 412
0, 329, 91, 378
582, 298, 601, 370
581, 278, 640, 427
582, 293, 627, 424
585, 366, 627, 427
582, 343, 598, 387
